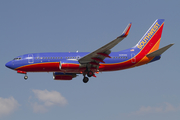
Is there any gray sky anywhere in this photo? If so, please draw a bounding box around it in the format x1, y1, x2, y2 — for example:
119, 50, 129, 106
1, 0, 179, 120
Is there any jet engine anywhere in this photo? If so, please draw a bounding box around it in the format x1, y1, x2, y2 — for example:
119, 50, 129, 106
53, 72, 77, 80
59, 61, 80, 70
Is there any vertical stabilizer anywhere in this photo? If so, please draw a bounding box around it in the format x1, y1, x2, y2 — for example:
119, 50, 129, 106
134, 19, 165, 54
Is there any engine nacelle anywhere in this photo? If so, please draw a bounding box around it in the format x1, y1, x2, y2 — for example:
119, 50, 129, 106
59, 61, 80, 70
53, 72, 77, 80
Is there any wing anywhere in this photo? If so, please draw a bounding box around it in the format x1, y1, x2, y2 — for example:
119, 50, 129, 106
78, 23, 132, 65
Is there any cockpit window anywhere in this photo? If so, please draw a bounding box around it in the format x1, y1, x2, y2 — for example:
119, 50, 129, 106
13, 57, 21, 60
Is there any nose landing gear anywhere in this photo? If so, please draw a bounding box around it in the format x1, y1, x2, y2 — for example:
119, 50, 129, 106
17, 70, 28, 80
24, 74, 28, 80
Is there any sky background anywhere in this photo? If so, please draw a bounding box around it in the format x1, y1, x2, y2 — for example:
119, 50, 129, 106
0, 0, 180, 120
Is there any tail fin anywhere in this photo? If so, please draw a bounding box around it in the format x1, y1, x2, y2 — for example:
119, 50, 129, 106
134, 19, 165, 54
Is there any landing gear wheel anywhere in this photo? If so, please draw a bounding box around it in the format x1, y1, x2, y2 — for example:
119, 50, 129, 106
87, 71, 93, 77
24, 75, 28, 80
83, 77, 89, 83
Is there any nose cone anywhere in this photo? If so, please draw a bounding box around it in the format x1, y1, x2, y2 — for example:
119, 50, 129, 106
5, 61, 14, 69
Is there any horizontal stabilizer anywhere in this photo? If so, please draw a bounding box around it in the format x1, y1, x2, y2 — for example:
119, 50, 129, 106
146, 43, 174, 57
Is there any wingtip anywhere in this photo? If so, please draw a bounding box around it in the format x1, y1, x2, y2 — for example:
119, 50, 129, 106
119, 22, 132, 38
125, 22, 132, 35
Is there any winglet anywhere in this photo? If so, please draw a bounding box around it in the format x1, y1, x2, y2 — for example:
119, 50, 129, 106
119, 23, 132, 38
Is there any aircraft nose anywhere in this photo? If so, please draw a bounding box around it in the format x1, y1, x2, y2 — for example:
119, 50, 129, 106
5, 61, 14, 69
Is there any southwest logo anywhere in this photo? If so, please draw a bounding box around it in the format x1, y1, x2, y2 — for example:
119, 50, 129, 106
137, 22, 160, 49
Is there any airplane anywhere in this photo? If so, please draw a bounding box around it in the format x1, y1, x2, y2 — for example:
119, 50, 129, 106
5, 19, 174, 83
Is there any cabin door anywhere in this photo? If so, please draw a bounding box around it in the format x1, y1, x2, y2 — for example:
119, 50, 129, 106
131, 53, 136, 63
28, 54, 34, 63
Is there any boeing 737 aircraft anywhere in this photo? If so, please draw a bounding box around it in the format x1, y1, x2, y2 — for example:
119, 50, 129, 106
5, 19, 174, 83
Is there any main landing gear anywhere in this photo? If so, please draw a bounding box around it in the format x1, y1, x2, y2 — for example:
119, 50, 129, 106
83, 77, 89, 83
87, 71, 93, 77
83, 70, 94, 83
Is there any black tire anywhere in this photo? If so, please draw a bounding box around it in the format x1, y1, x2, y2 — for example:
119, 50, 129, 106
87, 71, 93, 77
83, 77, 89, 83
24, 76, 28, 80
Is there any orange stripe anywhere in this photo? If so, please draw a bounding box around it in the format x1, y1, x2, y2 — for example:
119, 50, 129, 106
148, 38, 161, 54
